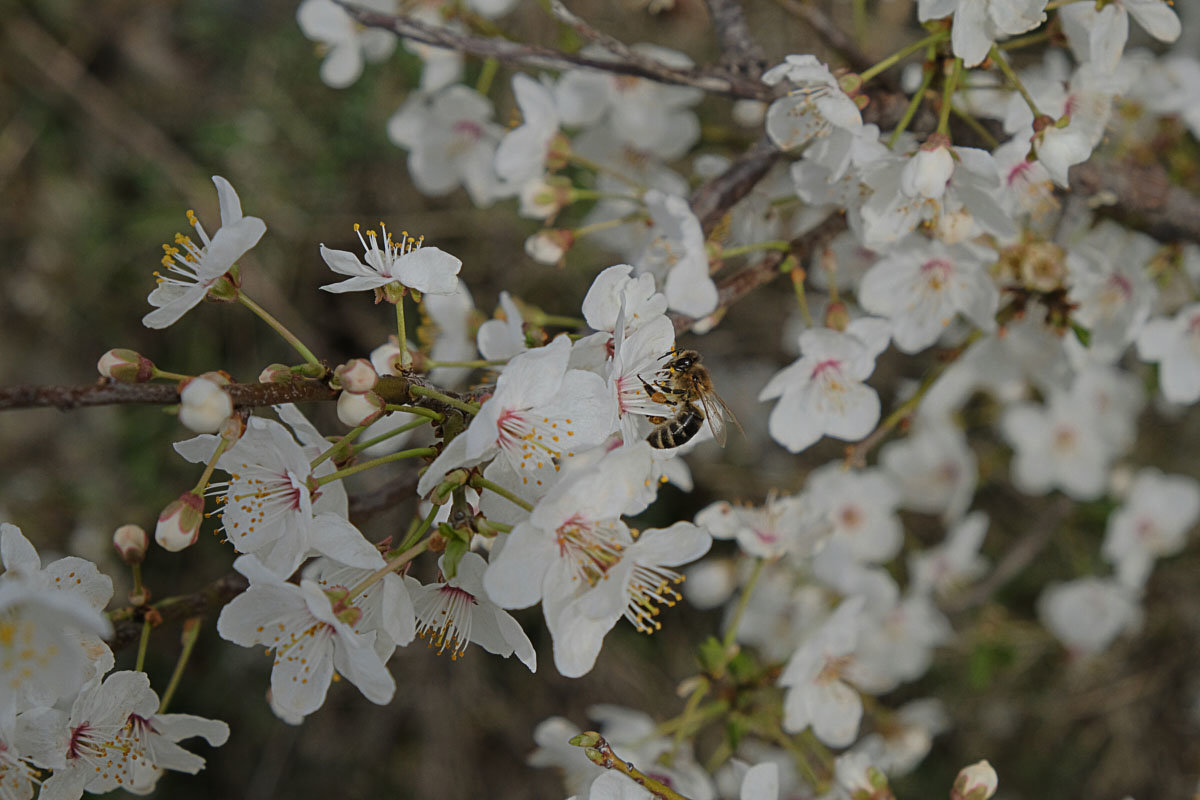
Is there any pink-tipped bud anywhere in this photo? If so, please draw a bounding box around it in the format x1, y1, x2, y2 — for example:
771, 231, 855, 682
371, 339, 405, 377
259, 363, 293, 384
98, 349, 155, 383
951, 761, 998, 800
525, 230, 574, 266
519, 176, 572, 220
337, 389, 384, 427
179, 374, 233, 433
335, 359, 378, 394
154, 491, 205, 552
113, 524, 149, 564
825, 301, 850, 332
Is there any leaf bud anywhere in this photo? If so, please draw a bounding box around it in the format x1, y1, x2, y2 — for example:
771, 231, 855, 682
259, 363, 293, 384
155, 491, 205, 552
112, 523, 149, 564
568, 731, 602, 748
98, 349, 155, 383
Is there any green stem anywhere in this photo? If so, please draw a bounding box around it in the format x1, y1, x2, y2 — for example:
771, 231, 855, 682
409, 385, 480, 415
158, 617, 202, 713
191, 436, 231, 494
346, 539, 430, 602
351, 416, 435, 454
937, 57, 962, 135
566, 152, 644, 191
790, 269, 814, 327
470, 475, 534, 512
396, 300, 413, 369
951, 104, 1000, 148
421, 359, 510, 369
315, 448, 437, 485
720, 240, 792, 258
568, 188, 644, 203
670, 678, 711, 757
382, 404, 444, 421
310, 425, 368, 470
475, 56, 499, 94
151, 368, 191, 382
999, 29, 1050, 50
888, 57, 937, 149
722, 558, 765, 650
394, 504, 440, 554
238, 293, 324, 371
990, 45, 1041, 118
859, 30, 948, 84
135, 616, 152, 672
528, 313, 586, 329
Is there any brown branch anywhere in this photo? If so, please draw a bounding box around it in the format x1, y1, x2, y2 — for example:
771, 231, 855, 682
772, 0, 875, 76
336, 0, 774, 101
689, 137, 781, 236
1070, 159, 1200, 245
108, 571, 249, 651
671, 214, 847, 335
703, 0, 767, 78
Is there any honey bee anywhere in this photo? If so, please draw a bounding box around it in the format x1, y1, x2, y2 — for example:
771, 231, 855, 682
640, 349, 740, 449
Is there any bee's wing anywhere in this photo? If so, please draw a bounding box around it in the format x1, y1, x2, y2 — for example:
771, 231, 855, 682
698, 389, 731, 447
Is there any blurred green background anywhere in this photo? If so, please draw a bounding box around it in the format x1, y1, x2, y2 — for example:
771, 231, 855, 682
3, 1, 1200, 798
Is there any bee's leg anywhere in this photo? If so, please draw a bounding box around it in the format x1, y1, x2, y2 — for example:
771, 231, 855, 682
648, 415, 667, 424
640, 376, 671, 405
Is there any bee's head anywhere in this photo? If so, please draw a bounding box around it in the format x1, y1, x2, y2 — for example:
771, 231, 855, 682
667, 350, 698, 372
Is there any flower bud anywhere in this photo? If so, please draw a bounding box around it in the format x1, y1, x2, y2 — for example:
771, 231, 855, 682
98, 349, 155, 383
525, 230, 574, 266
179, 374, 234, 433
112, 524, 149, 564
155, 491, 205, 552
825, 301, 850, 332
337, 389, 384, 427
259, 363, 293, 384
520, 177, 572, 220
371, 339, 405, 377
951, 760, 998, 800
902, 135, 954, 199
335, 359, 378, 394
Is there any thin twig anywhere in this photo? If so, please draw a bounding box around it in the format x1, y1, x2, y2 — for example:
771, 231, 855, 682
689, 137, 781, 236
336, 0, 775, 101
671, 214, 847, 335
702, 0, 767, 77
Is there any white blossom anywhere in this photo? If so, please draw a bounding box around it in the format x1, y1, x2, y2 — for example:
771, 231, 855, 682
296, 0, 397, 88
319, 222, 462, 296
143, 176, 265, 329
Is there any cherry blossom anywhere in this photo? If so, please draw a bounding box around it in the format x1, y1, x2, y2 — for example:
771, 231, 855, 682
296, 0, 397, 89
761, 55, 862, 151
175, 412, 382, 577
804, 464, 903, 564
554, 44, 702, 160
858, 237, 998, 353
416, 335, 615, 495
18, 670, 228, 798
495, 73, 562, 189
695, 493, 824, 560
779, 596, 866, 746
477, 290, 529, 362
909, 512, 990, 599
758, 319, 889, 453
217, 555, 396, 719
638, 190, 718, 318
319, 222, 462, 296
1136, 303, 1200, 404
1038, 576, 1141, 655
918, 0, 1047, 67
1102, 468, 1200, 588
387, 86, 507, 206
0, 524, 113, 717
1059, 0, 1181, 72
1001, 390, 1112, 500
143, 176, 265, 329
405, 552, 536, 671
